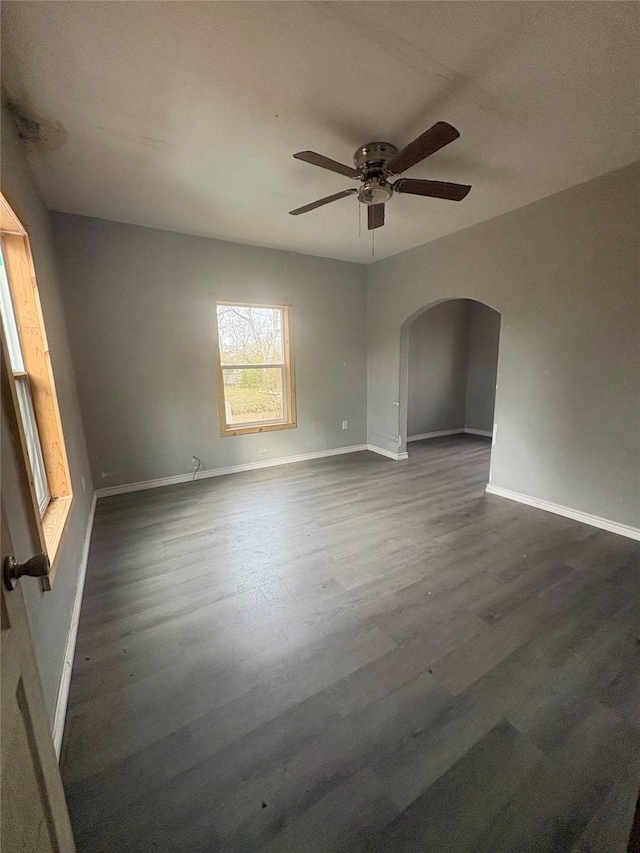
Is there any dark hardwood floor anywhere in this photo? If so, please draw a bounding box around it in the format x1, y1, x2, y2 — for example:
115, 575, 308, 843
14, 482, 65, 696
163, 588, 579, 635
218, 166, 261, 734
61, 436, 640, 852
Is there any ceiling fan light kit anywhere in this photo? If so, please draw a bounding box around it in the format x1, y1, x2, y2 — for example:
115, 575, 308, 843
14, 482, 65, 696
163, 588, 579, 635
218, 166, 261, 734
289, 121, 471, 230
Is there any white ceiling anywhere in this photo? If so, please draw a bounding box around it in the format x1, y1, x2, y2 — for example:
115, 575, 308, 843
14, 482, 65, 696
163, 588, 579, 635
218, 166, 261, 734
2, 2, 638, 263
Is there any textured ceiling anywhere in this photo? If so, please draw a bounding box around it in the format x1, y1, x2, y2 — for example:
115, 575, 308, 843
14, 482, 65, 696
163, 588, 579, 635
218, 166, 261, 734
2, 1, 638, 263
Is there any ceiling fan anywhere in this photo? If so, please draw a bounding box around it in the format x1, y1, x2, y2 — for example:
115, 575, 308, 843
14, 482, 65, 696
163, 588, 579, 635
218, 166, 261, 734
289, 121, 471, 230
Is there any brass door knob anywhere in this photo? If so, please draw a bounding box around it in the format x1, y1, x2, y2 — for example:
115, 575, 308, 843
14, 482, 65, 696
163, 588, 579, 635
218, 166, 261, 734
4, 553, 50, 590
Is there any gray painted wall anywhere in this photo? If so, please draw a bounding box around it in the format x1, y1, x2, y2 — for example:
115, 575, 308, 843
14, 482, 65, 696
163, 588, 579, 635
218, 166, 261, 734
465, 301, 500, 432
407, 299, 500, 437
407, 301, 469, 436
51, 214, 367, 488
368, 163, 640, 527
1, 108, 94, 723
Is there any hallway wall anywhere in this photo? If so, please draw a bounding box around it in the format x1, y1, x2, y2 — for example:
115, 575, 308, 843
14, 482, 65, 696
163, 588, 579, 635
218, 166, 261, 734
407, 301, 469, 436
465, 301, 501, 432
407, 300, 499, 437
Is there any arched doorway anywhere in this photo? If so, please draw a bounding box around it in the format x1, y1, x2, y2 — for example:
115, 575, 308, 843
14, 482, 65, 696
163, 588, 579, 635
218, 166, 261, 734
399, 298, 501, 473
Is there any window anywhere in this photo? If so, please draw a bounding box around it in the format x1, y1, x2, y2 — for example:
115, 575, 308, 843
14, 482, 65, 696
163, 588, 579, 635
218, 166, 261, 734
214, 302, 296, 436
1, 248, 50, 515
0, 193, 72, 587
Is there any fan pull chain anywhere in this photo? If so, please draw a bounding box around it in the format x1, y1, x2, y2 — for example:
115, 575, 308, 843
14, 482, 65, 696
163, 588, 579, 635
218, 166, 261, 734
358, 203, 361, 239
372, 226, 375, 258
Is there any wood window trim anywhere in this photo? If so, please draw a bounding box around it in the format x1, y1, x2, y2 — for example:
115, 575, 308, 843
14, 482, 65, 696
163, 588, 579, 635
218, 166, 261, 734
213, 301, 297, 437
1, 193, 72, 588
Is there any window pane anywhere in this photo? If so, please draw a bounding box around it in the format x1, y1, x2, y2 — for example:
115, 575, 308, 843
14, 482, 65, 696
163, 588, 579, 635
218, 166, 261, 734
14, 375, 50, 515
0, 246, 25, 372
223, 367, 284, 425
217, 305, 284, 365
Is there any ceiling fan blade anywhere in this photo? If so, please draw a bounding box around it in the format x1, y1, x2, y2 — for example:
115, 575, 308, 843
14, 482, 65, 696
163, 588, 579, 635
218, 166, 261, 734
394, 178, 471, 201
289, 188, 357, 216
293, 151, 360, 179
368, 203, 385, 230
386, 122, 460, 175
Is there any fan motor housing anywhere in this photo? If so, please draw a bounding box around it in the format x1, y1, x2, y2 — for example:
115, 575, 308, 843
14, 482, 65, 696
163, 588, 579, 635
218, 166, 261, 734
354, 142, 397, 206
353, 141, 398, 175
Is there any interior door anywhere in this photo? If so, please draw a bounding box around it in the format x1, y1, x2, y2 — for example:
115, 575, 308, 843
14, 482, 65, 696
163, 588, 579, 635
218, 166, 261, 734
1, 349, 75, 850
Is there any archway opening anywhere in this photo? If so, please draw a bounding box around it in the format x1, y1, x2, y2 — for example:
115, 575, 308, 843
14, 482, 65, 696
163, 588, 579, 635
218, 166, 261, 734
400, 298, 501, 475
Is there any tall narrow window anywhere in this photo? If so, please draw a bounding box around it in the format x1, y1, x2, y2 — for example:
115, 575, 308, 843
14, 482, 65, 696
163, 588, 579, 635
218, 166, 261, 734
214, 302, 296, 436
0, 193, 72, 587
1, 247, 50, 514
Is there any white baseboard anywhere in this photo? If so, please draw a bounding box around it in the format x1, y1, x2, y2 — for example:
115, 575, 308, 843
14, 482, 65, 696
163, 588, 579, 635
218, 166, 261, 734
408, 428, 492, 442
95, 445, 369, 498
486, 484, 640, 541
408, 429, 464, 442
52, 491, 97, 758
367, 444, 409, 461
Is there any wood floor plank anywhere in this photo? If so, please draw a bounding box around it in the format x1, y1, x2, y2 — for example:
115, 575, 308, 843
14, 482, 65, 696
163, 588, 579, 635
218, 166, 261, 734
428, 594, 552, 695
570, 752, 640, 853
369, 720, 545, 853
375, 656, 545, 810
62, 436, 640, 851
475, 704, 640, 853
257, 767, 399, 853
64, 621, 397, 785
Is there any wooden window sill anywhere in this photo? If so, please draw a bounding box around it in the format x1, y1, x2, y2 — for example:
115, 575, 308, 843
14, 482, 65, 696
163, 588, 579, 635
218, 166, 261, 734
221, 421, 297, 437
41, 496, 73, 589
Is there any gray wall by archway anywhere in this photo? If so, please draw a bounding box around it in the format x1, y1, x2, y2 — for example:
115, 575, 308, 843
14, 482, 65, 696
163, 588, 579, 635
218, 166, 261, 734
368, 163, 639, 527
404, 299, 500, 439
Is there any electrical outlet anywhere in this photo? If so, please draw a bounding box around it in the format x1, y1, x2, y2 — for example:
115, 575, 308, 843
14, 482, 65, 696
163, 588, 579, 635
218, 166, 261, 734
342, 420, 348, 430
189, 456, 199, 470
